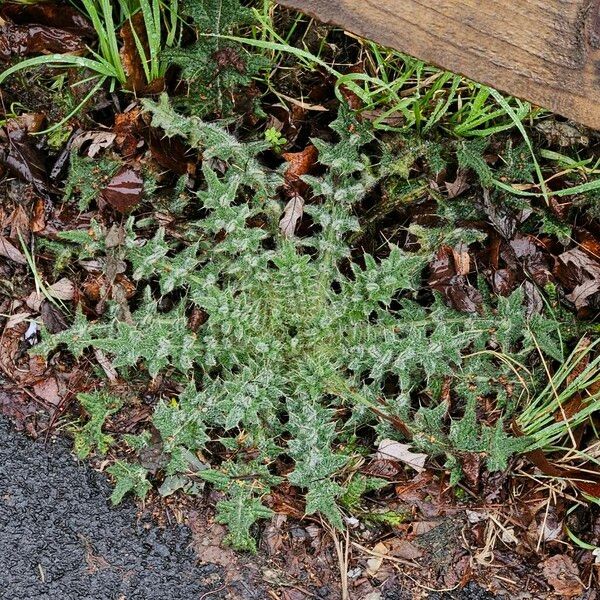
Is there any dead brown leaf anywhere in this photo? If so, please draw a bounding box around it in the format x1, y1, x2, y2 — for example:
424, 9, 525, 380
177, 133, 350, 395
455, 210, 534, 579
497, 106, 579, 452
32, 376, 61, 406
429, 245, 482, 313
30, 197, 46, 232
540, 554, 584, 598
556, 247, 600, 310
279, 194, 304, 238
445, 169, 470, 199
100, 166, 144, 213
376, 439, 427, 473
0, 235, 26, 265
72, 130, 117, 158
282, 145, 318, 194
387, 538, 423, 560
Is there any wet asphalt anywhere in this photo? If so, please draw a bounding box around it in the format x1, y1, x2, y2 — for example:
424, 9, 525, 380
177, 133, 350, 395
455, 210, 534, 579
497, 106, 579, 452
0, 417, 222, 600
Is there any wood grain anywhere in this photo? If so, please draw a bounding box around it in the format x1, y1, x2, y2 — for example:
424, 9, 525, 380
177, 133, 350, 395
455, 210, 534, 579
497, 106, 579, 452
277, 0, 600, 129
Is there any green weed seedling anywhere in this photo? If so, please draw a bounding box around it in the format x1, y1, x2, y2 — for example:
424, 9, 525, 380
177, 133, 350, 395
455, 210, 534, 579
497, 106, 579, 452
36, 97, 577, 551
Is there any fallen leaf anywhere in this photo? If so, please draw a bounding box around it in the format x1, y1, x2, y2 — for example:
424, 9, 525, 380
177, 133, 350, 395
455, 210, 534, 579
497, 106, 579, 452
100, 166, 144, 213
0, 19, 85, 60
445, 169, 470, 199
6, 113, 46, 134
411, 521, 441, 536
263, 514, 287, 556
429, 245, 482, 313
0, 235, 26, 265
72, 130, 117, 158
376, 439, 427, 473
32, 376, 61, 406
30, 197, 46, 232
40, 301, 68, 334
279, 194, 304, 238
452, 242, 470, 276
0, 127, 54, 199
48, 278, 75, 301
387, 538, 423, 560
556, 247, 600, 310
114, 109, 143, 158
366, 541, 388, 576
5, 312, 31, 329
482, 188, 517, 239
540, 554, 584, 598
282, 145, 318, 194
0, 388, 39, 431
0, 2, 95, 38
458, 452, 481, 489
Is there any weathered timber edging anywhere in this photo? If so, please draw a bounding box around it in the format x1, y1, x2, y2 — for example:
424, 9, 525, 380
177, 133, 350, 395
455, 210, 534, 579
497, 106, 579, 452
277, 0, 600, 129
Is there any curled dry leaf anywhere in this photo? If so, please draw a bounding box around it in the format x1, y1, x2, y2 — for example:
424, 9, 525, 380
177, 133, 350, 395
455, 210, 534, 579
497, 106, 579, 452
279, 194, 304, 238
556, 247, 600, 310
282, 144, 318, 194
376, 439, 427, 473
445, 169, 470, 199
30, 198, 46, 233
365, 541, 389, 576
72, 130, 117, 158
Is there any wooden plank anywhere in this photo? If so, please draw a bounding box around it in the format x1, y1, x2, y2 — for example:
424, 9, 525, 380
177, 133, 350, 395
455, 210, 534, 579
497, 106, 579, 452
277, 0, 600, 129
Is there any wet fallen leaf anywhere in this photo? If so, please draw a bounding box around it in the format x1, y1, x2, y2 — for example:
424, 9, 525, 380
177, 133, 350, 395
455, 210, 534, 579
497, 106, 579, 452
279, 194, 304, 238
282, 145, 318, 194
0, 235, 26, 265
40, 301, 68, 334
0, 127, 54, 199
100, 166, 144, 213
0, 19, 85, 60
429, 245, 482, 313
540, 554, 584, 598
147, 129, 194, 175
376, 439, 427, 473
556, 247, 600, 310
32, 376, 61, 406
445, 169, 470, 199
114, 109, 143, 158
482, 189, 517, 239
0, 2, 95, 38
119, 13, 164, 94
